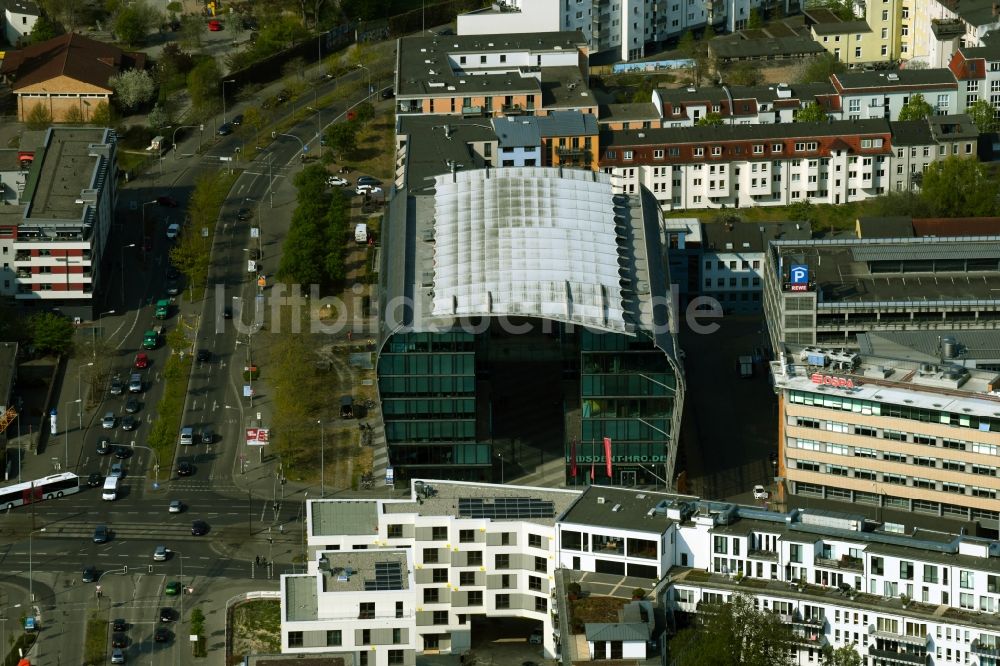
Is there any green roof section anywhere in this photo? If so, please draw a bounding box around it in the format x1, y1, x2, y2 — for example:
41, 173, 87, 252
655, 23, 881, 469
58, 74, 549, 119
312, 500, 379, 536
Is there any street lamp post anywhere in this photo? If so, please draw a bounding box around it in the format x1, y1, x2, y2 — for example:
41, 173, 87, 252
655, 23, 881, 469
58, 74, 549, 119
94, 309, 115, 358
29, 527, 46, 602
119, 243, 136, 303
305, 106, 322, 141
63, 399, 80, 470
130, 443, 161, 487
172, 124, 205, 159
78, 361, 94, 429
222, 79, 236, 125
357, 64, 372, 101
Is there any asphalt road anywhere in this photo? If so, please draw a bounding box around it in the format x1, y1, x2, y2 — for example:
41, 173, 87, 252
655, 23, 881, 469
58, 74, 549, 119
0, 65, 381, 666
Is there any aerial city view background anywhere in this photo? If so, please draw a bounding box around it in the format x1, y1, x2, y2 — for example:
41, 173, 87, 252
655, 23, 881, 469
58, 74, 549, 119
0, 0, 998, 664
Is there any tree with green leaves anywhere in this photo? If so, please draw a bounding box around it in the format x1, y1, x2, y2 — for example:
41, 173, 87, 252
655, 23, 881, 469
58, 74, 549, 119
324, 122, 357, 157
90, 101, 112, 126
697, 112, 724, 126
110, 69, 157, 111
26, 103, 53, 130
30, 13, 61, 43
354, 102, 375, 125
795, 101, 828, 122
156, 43, 195, 85
788, 200, 819, 226
898, 93, 934, 121
747, 8, 764, 28
179, 14, 203, 48
919, 155, 999, 217
669, 593, 794, 666
725, 62, 763, 86
64, 105, 85, 124
798, 53, 845, 83
187, 58, 222, 113
147, 104, 172, 131
30, 312, 74, 356
965, 98, 999, 133
823, 644, 862, 666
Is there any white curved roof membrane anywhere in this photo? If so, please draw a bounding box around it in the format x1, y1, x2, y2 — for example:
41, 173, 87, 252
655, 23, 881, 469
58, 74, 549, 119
431, 168, 627, 332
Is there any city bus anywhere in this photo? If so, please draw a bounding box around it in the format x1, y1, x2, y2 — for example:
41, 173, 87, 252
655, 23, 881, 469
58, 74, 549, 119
0, 472, 80, 509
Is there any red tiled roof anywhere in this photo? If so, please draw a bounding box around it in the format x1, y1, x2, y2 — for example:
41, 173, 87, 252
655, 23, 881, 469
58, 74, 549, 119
0, 32, 146, 92
912, 217, 1000, 236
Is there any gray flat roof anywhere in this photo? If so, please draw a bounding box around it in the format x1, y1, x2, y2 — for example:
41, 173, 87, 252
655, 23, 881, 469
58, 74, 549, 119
284, 575, 318, 622
541, 65, 596, 109
857, 330, 1000, 364
318, 550, 410, 592
598, 103, 660, 122
24, 127, 112, 225
710, 35, 827, 60
559, 486, 697, 533
702, 221, 812, 253
311, 500, 379, 537
397, 115, 498, 186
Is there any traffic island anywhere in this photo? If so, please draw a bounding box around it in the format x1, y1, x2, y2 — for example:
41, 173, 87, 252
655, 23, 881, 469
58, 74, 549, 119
82, 612, 107, 666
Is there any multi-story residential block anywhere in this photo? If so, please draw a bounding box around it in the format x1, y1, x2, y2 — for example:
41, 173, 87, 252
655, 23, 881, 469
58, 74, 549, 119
761, 235, 1000, 351
773, 347, 1000, 524
286, 481, 1000, 665
833, 69, 960, 120
649, 82, 840, 127
0, 127, 118, 319
699, 221, 812, 314
393, 32, 595, 119
909, 0, 1000, 68
948, 41, 1000, 111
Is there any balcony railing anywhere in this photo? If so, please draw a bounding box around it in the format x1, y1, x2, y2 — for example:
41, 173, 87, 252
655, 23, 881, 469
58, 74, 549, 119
461, 106, 484, 117
502, 104, 524, 115
815, 555, 863, 572
971, 639, 1000, 656
747, 549, 779, 561
867, 646, 928, 665
556, 147, 591, 157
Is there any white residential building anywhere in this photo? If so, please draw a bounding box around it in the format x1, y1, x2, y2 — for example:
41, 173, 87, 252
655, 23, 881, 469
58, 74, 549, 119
284, 481, 1000, 665
3, 0, 39, 47
833, 70, 960, 120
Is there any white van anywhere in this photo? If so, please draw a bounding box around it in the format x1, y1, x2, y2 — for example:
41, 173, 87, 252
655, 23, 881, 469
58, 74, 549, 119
102, 476, 120, 501
355, 223, 368, 243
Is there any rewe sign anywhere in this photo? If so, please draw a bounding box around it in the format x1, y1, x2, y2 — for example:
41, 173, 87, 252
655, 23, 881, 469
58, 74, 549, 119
811, 373, 858, 389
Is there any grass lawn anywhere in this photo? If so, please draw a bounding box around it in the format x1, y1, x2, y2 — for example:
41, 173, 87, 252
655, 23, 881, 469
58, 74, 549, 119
342, 110, 395, 180
231, 600, 281, 659
83, 613, 108, 665
664, 201, 867, 234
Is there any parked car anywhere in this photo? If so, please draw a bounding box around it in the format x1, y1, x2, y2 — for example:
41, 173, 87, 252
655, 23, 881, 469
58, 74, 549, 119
166, 223, 181, 239
93, 525, 109, 543
355, 184, 382, 196
156, 196, 178, 207
168, 500, 184, 513
752, 484, 769, 500
217, 122, 234, 136
191, 520, 209, 536
231, 114, 244, 126
101, 412, 116, 429
97, 439, 112, 455
208, 19, 222, 31
381, 87, 394, 99
529, 629, 543, 645
327, 175, 349, 187
87, 472, 102, 487
357, 176, 382, 187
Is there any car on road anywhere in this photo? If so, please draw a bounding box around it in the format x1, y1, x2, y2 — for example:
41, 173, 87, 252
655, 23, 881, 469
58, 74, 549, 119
121, 415, 138, 431
231, 114, 244, 126
109, 463, 124, 478
154, 626, 171, 642
355, 184, 382, 196
165, 265, 180, 279
101, 412, 116, 429
114, 446, 132, 460
169, 500, 184, 513
165, 581, 182, 596
166, 281, 181, 296
752, 484, 769, 500
109, 376, 124, 396
134, 353, 149, 368
128, 373, 142, 393
327, 175, 349, 187
111, 633, 128, 648
154, 545, 168, 561
111, 647, 125, 664
166, 223, 181, 239
159, 607, 174, 622
97, 439, 112, 455
180, 427, 194, 446
87, 472, 102, 487
529, 629, 543, 645
357, 176, 382, 187
208, 19, 222, 31
82, 566, 97, 582
200, 427, 214, 444
93, 525, 109, 543
236, 208, 252, 221
217, 122, 234, 136
112, 618, 128, 632
196, 349, 211, 363
191, 520, 209, 536
176, 461, 193, 476
156, 196, 179, 208
125, 397, 140, 414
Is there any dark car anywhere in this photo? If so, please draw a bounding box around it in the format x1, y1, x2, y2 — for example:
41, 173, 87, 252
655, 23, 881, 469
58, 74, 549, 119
122, 415, 138, 431
111, 633, 128, 648
191, 520, 209, 536
97, 439, 112, 455
125, 397, 140, 414
357, 176, 382, 187
154, 626, 172, 642
159, 607, 174, 623
93, 525, 109, 543
217, 122, 234, 136
87, 472, 102, 487
236, 208, 252, 221
166, 265, 180, 279
200, 427, 214, 444
156, 196, 179, 208
114, 446, 132, 460
223, 305, 233, 319
112, 618, 128, 632
82, 566, 97, 582
109, 376, 124, 396
276, 89, 290, 103
381, 87, 394, 99
166, 281, 181, 296
231, 114, 244, 126
176, 461, 193, 477
196, 349, 211, 363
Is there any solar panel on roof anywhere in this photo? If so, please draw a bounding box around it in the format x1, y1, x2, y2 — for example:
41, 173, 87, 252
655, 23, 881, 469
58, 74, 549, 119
364, 561, 404, 591
458, 497, 555, 520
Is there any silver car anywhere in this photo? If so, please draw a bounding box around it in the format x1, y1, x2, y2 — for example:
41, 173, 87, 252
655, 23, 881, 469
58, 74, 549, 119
101, 412, 116, 429
153, 545, 168, 561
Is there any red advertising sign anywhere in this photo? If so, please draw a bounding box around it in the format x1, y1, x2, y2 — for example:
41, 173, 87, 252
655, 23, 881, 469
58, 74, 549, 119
246, 428, 270, 446
810, 373, 858, 389
790, 284, 808, 292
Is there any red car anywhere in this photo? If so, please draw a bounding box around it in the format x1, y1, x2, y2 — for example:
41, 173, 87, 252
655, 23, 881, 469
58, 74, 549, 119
208, 19, 222, 31
156, 196, 179, 207
134, 353, 149, 369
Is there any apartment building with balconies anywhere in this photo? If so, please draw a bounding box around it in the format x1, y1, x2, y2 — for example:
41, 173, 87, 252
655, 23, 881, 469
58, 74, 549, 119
908, 0, 1000, 68
8, 126, 117, 320
833, 69, 960, 120
948, 40, 1000, 112
393, 31, 594, 120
